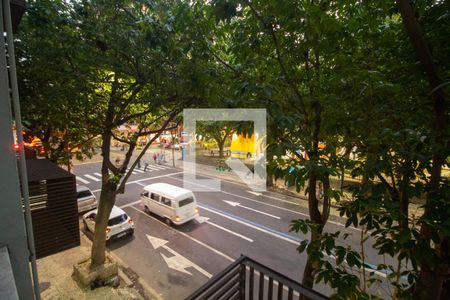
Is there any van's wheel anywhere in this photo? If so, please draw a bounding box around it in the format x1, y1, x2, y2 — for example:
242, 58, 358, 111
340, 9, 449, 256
165, 218, 172, 226
144, 205, 150, 214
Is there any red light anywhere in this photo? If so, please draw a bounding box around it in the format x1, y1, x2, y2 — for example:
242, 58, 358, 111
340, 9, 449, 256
128, 219, 134, 226
105, 227, 111, 234
13, 143, 20, 150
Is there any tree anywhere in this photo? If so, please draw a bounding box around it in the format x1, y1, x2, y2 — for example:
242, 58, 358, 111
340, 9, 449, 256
16, 0, 100, 166
210, 0, 449, 298
71, 0, 215, 268
220, 0, 343, 291
197, 121, 236, 158
18, 0, 217, 270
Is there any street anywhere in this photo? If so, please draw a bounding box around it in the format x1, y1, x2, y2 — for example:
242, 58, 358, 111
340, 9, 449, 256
73, 157, 389, 299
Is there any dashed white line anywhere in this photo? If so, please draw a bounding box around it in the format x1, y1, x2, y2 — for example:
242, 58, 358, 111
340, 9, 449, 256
76, 176, 89, 184
199, 204, 298, 245
206, 221, 253, 242
84, 174, 101, 182
168, 175, 359, 231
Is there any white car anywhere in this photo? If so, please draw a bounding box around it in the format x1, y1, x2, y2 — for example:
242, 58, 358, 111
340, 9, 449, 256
76, 186, 98, 213
83, 206, 134, 241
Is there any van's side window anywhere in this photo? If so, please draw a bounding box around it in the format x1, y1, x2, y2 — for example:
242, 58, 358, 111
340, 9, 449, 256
142, 191, 149, 197
161, 197, 171, 207
150, 193, 160, 202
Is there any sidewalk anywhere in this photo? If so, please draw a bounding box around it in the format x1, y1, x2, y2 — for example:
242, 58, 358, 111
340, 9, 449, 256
37, 234, 157, 300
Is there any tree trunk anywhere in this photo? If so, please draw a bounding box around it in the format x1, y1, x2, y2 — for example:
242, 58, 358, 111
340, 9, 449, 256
90, 181, 116, 268
396, 1, 448, 298
415, 265, 448, 300
301, 229, 321, 290
90, 120, 117, 268
301, 101, 324, 290
218, 140, 225, 158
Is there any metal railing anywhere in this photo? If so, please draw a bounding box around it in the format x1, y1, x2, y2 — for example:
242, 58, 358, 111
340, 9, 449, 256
186, 256, 329, 300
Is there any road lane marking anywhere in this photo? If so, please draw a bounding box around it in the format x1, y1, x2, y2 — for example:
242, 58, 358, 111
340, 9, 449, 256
126, 169, 138, 174
91, 171, 185, 192
76, 176, 89, 184
199, 204, 388, 278
94, 172, 102, 177
123, 199, 253, 242
199, 203, 301, 245
129, 206, 234, 262
168, 175, 359, 231
117, 174, 386, 279
134, 169, 145, 173
147, 235, 212, 278
145, 165, 160, 171
120, 200, 141, 209
148, 164, 166, 170
85, 174, 101, 182
195, 216, 209, 224
205, 220, 254, 242
247, 190, 298, 205
223, 200, 281, 219
121, 190, 388, 280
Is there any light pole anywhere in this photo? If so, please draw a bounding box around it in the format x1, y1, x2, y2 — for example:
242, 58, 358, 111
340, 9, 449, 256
171, 131, 175, 167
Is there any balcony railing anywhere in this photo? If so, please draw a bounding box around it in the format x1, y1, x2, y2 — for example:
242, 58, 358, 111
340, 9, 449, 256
186, 255, 329, 300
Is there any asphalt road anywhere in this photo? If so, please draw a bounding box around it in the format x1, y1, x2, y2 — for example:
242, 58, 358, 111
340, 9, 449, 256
73, 158, 391, 299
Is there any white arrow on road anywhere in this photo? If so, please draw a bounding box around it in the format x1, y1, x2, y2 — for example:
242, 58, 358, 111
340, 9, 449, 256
223, 200, 281, 219
146, 234, 212, 278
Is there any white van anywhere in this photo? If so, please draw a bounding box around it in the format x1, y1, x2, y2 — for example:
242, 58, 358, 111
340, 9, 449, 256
140, 183, 199, 225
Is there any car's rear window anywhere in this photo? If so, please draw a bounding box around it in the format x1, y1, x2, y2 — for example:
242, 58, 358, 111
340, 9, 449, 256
179, 197, 194, 207
108, 214, 128, 226
77, 190, 93, 199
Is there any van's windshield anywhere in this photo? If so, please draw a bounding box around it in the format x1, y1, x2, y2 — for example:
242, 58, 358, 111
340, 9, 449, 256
179, 197, 194, 207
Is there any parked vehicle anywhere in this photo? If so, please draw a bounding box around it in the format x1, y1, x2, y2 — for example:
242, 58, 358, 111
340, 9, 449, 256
140, 183, 199, 226
76, 186, 98, 213
82, 206, 134, 241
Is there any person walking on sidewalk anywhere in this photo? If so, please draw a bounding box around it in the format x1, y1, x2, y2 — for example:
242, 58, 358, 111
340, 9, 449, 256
153, 153, 157, 164
144, 160, 149, 171
137, 158, 141, 169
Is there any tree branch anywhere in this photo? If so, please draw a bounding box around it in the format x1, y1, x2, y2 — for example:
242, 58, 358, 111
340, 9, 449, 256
244, 0, 308, 120
115, 111, 179, 194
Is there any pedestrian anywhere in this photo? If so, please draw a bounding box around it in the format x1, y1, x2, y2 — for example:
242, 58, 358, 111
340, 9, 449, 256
153, 153, 157, 164
157, 153, 161, 165
137, 159, 141, 169
144, 160, 149, 171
